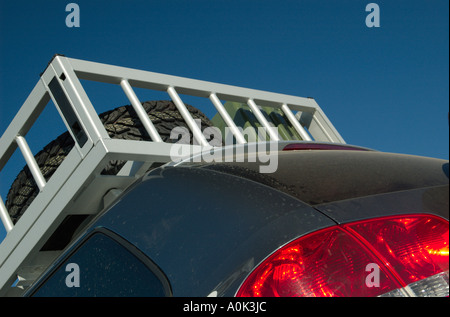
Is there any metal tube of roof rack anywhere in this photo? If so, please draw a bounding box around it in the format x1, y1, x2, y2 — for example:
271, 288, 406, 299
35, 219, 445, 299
120, 79, 163, 143
167, 86, 209, 147
15, 136, 46, 191
281, 104, 313, 141
247, 99, 280, 142
0, 195, 13, 233
209, 93, 247, 145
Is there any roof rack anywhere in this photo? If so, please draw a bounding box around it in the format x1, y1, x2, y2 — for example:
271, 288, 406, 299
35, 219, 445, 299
0, 55, 344, 296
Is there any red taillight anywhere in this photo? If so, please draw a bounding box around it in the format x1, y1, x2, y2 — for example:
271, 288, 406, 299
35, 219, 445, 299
344, 215, 449, 285
236, 214, 449, 297
236, 227, 401, 297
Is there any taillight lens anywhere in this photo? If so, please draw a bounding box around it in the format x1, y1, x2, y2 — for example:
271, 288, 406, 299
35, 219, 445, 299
236, 227, 401, 297
344, 215, 449, 285
236, 214, 449, 297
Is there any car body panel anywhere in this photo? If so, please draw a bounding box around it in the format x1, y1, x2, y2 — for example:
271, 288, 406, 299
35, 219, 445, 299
25, 148, 449, 297
83, 166, 336, 296
194, 150, 449, 206
315, 185, 449, 224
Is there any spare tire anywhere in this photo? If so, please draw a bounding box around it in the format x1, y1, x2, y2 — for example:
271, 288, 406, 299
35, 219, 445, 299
6, 100, 215, 224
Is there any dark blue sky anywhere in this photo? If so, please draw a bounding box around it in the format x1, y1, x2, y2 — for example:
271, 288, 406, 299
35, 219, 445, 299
0, 0, 448, 240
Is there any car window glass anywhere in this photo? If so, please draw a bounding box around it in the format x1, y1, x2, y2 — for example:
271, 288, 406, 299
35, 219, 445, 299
32, 232, 167, 297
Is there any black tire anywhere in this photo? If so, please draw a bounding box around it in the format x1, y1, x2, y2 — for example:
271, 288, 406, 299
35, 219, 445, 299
6, 100, 215, 223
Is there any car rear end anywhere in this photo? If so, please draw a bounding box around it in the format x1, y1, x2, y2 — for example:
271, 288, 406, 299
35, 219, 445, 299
194, 145, 449, 297
24, 143, 448, 297
92, 144, 449, 297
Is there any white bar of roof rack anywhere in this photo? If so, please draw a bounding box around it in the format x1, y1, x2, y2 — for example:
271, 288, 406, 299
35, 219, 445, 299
120, 79, 163, 143
167, 86, 209, 147
0, 55, 346, 296
0, 81, 49, 173
68, 58, 321, 111
66, 57, 345, 143
15, 136, 46, 191
0, 195, 13, 233
247, 99, 280, 142
281, 104, 312, 141
209, 93, 247, 145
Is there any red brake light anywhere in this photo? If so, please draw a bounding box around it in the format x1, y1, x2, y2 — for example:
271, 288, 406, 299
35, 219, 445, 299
236, 214, 449, 297
236, 226, 401, 297
282, 143, 369, 152
344, 214, 449, 285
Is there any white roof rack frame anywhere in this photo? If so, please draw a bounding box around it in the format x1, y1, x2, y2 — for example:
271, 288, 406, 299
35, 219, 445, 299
0, 55, 344, 296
